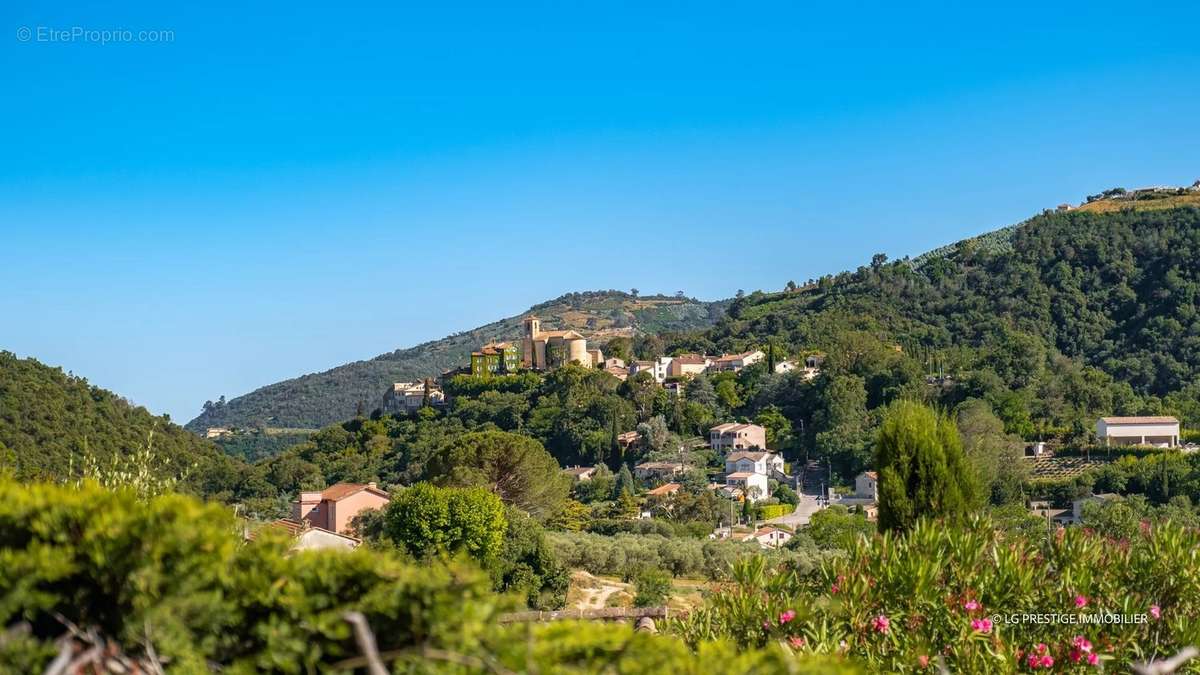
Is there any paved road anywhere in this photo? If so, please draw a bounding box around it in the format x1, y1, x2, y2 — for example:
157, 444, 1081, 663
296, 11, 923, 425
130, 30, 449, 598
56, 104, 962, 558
765, 493, 823, 528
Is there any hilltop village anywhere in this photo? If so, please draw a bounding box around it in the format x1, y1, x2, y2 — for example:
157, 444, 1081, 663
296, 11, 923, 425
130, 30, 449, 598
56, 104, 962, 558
359, 312, 1190, 550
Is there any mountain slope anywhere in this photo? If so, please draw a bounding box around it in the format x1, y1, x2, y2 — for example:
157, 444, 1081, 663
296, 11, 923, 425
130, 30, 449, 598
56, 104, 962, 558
0, 351, 249, 497
684, 199, 1200, 397
187, 291, 727, 431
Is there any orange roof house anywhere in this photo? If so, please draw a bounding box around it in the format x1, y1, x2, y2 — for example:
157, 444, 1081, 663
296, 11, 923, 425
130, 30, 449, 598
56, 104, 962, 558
292, 482, 390, 535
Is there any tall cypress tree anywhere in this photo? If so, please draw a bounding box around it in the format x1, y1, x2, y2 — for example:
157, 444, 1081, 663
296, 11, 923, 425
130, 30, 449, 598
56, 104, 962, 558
875, 400, 978, 532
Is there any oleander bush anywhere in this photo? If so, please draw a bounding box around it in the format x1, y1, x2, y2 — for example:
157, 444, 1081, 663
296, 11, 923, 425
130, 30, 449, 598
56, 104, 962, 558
672, 516, 1200, 671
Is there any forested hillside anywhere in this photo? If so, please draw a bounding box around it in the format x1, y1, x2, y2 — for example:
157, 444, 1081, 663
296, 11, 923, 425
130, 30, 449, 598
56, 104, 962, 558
187, 291, 726, 431
0, 351, 263, 501
673, 203, 1200, 397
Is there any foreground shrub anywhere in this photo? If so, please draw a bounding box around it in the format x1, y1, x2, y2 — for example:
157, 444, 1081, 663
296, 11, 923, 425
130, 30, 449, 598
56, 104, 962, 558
0, 480, 505, 672
673, 516, 1200, 671
0, 481, 859, 673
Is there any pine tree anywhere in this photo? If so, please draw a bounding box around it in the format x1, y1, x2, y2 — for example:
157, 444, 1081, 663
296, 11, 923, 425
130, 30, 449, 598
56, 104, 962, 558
766, 342, 776, 374
875, 400, 978, 532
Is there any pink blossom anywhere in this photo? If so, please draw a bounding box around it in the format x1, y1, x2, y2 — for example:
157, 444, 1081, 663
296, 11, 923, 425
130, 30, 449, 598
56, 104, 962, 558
1070, 648, 1084, 664
917, 655, 930, 668
762, 621, 771, 630
871, 614, 890, 633
1072, 636, 1092, 653
830, 583, 839, 594
779, 610, 796, 625
1087, 652, 1099, 666
970, 618, 993, 633
1026, 653, 1041, 669
1150, 604, 1162, 620
963, 599, 980, 611
1074, 594, 1088, 608
788, 636, 805, 649
1034, 643, 1049, 655
1040, 655, 1054, 668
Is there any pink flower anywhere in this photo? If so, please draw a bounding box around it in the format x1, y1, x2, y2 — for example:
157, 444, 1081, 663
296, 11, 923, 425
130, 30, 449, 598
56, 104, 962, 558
830, 583, 839, 594
779, 609, 796, 625
762, 621, 771, 630
1027, 654, 1041, 669
963, 599, 980, 611
1074, 594, 1088, 608
1150, 604, 1162, 620
970, 618, 993, 633
1072, 636, 1092, 653
1087, 652, 1099, 666
788, 636, 805, 648
871, 614, 890, 633
1040, 655, 1054, 668
1034, 643, 1049, 655
918, 655, 930, 668
1070, 648, 1084, 664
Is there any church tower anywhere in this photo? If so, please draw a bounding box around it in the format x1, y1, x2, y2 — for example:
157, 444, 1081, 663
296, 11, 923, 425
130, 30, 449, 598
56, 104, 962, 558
522, 316, 541, 368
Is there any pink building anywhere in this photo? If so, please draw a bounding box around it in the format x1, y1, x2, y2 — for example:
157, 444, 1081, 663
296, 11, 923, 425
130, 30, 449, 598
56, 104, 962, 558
293, 482, 390, 535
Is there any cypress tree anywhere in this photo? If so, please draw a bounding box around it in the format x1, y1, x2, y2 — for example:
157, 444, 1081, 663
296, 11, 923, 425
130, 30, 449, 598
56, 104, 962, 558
875, 400, 978, 532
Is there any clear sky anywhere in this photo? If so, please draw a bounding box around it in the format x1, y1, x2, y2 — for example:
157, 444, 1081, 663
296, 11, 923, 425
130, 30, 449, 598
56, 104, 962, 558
2, 1, 1199, 422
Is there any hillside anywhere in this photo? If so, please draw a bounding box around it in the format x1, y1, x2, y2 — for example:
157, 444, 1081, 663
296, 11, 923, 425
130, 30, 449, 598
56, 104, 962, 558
186, 291, 727, 431
681, 200, 1200, 398
0, 351, 251, 498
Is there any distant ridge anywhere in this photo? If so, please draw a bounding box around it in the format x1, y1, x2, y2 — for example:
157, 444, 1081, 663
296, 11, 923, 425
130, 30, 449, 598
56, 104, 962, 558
186, 291, 727, 431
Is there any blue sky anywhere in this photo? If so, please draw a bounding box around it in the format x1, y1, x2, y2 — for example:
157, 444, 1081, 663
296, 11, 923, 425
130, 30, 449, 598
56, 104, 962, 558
2, 1, 1199, 422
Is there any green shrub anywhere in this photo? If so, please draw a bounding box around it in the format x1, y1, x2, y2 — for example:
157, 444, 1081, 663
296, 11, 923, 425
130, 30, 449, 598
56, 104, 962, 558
0, 480, 506, 672
0, 480, 859, 673
634, 569, 673, 607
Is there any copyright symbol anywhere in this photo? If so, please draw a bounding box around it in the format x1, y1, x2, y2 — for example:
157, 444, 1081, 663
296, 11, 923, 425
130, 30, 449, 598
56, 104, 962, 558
16, 26, 32, 42
991, 614, 1004, 625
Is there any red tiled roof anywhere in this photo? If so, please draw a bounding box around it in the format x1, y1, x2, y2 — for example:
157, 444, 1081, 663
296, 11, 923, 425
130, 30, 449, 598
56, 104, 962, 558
320, 483, 389, 501
647, 482, 681, 496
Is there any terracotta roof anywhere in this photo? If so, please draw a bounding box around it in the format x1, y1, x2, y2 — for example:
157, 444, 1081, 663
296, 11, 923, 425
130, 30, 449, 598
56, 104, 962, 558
320, 483, 389, 501
861, 471, 878, 479
754, 526, 787, 537
647, 482, 681, 496
672, 354, 708, 365
726, 472, 756, 479
1100, 416, 1179, 425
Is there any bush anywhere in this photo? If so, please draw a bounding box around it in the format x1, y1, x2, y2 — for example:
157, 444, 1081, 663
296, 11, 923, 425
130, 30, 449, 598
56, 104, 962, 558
0, 480, 506, 671
757, 504, 792, 520
673, 516, 1200, 671
633, 569, 673, 607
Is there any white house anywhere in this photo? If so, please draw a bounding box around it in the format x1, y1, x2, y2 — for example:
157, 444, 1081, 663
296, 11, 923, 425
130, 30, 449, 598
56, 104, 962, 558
855, 471, 878, 500
725, 472, 769, 502
774, 360, 796, 374
724, 451, 785, 477
1096, 416, 1180, 448
711, 350, 765, 372
734, 526, 793, 549
629, 358, 671, 384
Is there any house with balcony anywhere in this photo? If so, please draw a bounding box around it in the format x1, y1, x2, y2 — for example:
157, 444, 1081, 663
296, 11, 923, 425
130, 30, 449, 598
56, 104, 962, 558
710, 423, 767, 451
